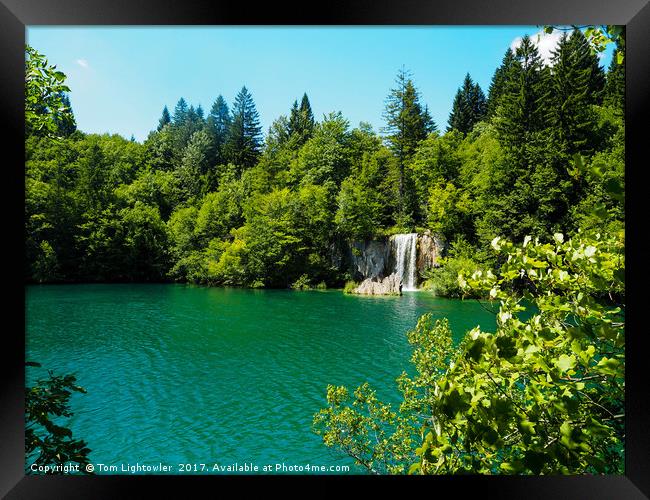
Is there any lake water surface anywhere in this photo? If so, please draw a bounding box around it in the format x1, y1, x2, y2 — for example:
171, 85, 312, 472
25, 284, 497, 474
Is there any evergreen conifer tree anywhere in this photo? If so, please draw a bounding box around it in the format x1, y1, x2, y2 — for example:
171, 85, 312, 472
482, 35, 561, 243
422, 105, 437, 135
447, 74, 486, 134
287, 93, 316, 145
566, 29, 606, 105
604, 47, 625, 115
173, 98, 189, 124
299, 93, 315, 138
157, 105, 171, 131
382, 68, 433, 227
170, 100, 204, 155
224, 86, 262, 172
550, 32, 595, 155
206, 95, 232, 166
447, 88, 470, 133
469, 82, 487, 123
187, 105, 198, 124
497, 35, 552, 145
486, 49, 517, 118
288, 99, 301, 137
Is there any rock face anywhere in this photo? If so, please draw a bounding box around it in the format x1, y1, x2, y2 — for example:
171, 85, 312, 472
352, 273, 402, 296
349, 240, 391, 280
416, 230, 445, 274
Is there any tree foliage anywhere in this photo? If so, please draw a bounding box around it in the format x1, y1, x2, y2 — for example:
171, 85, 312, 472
25, 46, 76, 139
288, 93, 316, 144
486, 49, 517, 118
382, 68, 436, 228
447, 73, 487, 134
225, 86, 263, 172
25, 363, 92, 474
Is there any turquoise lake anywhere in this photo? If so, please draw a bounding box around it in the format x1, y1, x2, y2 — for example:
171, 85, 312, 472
25, 284, 498, 474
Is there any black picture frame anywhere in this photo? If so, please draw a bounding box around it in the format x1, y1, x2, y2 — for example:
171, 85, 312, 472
1, 0, 648, 497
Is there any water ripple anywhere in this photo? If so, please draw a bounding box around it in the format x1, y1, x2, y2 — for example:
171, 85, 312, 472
26, 284, 495, 473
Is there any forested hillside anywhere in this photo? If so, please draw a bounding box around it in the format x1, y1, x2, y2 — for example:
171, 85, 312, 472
25, 30, 624, 292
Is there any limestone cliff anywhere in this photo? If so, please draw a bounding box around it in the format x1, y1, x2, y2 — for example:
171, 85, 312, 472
348, 239, 391, 280
416, 230, 445, 274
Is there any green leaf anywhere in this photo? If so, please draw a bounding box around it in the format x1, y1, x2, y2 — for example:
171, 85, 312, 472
496, 336, 517, 359
408, 462, 421, 474
589, 162, 604, 179
596, 357, 621, 376
519, 419, 536, 435
556, 354, 576, 373
605, 178, 624, 201
590, 203, 609, 220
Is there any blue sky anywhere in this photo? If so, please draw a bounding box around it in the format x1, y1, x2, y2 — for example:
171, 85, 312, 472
27, 26, 615, 143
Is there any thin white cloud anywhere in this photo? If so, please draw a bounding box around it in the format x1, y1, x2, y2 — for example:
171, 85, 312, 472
76, 58, 89, 69
510, 30, 564, 66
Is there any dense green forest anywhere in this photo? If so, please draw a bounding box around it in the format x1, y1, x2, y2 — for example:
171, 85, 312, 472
26, 29, 624, 293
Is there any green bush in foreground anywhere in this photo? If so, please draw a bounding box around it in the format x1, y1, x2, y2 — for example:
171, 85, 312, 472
25, 363, 92, 474
314, 229, 624, 474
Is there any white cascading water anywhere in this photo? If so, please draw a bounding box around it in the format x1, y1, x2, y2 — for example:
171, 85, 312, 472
391, 233, 418, 291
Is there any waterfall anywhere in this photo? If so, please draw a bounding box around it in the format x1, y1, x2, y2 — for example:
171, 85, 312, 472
390, 233, 418, 291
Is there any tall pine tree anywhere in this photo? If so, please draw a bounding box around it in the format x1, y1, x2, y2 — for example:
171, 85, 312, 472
300, 93, 315, 131
422, 105, 437, 135
382, 68, 434, 228
224, 86, 262, 172
173, 98, 189, 124
187, 105, 200, 126
496, 35, 552, 145
469, 82, 487, 123
447, 73, 487, 134
550, 32, 596, 155
170, 99, 205, 156
566, 29, 606, 105
480, 34, 563, 243
206, 95, 231, 166
288, 93, 316, 145
603, 47, 625, 116
448, 89, 470, 133
486, 49, 517, 118
157, 105, 171, 131
288, 100, 301, 137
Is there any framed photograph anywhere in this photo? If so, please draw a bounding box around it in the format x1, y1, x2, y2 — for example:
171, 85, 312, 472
1, 0, 648, 497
